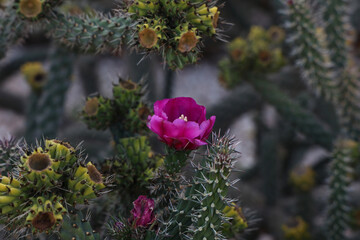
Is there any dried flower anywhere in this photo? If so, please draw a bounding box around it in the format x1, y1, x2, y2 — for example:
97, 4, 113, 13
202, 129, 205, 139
147, 97, 216, 150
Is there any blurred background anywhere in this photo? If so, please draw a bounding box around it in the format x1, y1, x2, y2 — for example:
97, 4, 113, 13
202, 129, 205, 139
2, 0, 360, 239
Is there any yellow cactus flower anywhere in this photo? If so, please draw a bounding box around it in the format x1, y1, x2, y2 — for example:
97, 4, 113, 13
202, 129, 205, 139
267, 26, 285, 43
84, 97, 100, 117
282, 217, 311, 240
21, 62, 47, 91
290, 166, 316, 192
19, 0, 43, 18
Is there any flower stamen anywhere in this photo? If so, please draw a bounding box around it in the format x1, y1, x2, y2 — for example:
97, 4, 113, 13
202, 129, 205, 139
179, 114, 188, 122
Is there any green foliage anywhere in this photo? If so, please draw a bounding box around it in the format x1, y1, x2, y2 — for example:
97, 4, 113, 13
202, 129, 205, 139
0, 6, 23, 59
25, 47, 74, 142
0, 137, 21, 175
101, 136, 158, 195
82, 78, 150, 140
49, 13, 134, 55
126, 0, 222, 69
252, 77, 334, 150
0, 139, 106, 235
283, 0, 337, 101
323, 0, 349, 70
327, 139, 358, 240
59, 210, 100, 240
167, 132, 238, 239
219, 25, 286, 88
337, 66, 360, 141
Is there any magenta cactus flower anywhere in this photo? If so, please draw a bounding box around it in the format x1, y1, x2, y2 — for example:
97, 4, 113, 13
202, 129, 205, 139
147, 97, 216, 150
129, 195, 155, 227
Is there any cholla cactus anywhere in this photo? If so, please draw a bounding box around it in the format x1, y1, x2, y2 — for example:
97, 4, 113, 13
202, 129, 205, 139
282, 0, 337, 101
219, 25, 286, 88
0, 139, 107, 235
125, 0, 222, 69
327, 139, 358, 240
222, 203, 248, 238
101, 136, 158, 195
0, 137, 22, 175
82, 78, 151, 139
167, 131, 238, 239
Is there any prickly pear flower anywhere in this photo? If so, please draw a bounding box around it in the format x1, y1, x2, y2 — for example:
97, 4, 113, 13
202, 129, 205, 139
19, 0, 43, 18
147, 97, 216, 150
129, 195, 155, 227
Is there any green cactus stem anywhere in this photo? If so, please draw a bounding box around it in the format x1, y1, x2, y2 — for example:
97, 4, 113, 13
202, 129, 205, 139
283, 0, 337, 101
323, 0, 350, 70
327, 139, 357, 240
59, 210, 100, 240
25, 47, 74, 142
167, 132, 238, 239
251, 77, 334, 150
48, 13, 134, 55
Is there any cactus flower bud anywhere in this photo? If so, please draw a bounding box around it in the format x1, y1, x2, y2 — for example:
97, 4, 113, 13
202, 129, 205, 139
129, 195, 155, 227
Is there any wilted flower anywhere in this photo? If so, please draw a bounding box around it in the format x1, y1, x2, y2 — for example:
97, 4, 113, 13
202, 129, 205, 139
147, 97, 216, 150
129, 195, 155, 227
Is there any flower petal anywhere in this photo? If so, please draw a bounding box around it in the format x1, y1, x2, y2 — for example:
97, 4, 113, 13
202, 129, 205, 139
154, 98, 170, 119
147, 115, 165, 136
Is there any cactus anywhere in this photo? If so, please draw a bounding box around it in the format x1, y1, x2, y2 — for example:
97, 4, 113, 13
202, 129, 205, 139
251, 77, 334, 150
0, 137, 22, 175
0, 6, 23, 59
48, 13, 134, 55
59, 210, 100, 240
167, 131, 238, 239
101, 136, 157, 196
282, 0, 337, 101
336, 65, 360, 141
82, 78, 150, 140
218, 25, 286, 88
327, 139, 358, 240
0, 139, 107, 235
323, 0, 350, 70
25, 47, 74, 142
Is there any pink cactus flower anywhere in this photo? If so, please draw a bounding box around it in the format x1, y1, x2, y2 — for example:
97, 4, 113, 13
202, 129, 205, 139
130, 195, 155, 227
147, 97, 216, 150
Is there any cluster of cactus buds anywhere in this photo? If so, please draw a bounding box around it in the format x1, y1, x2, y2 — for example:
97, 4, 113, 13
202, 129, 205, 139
101, 136, 159, 195
0, 139, 106, 235
218, 26, 286, 88
82, 78, 151, 137
222, 203, 248, 238
126, 0, 222, 69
